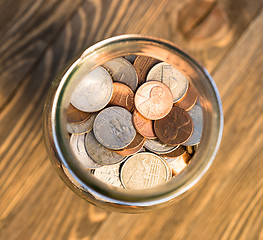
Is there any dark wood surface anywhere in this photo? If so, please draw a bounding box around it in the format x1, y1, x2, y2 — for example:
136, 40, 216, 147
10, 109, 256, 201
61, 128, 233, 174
0, 0, 262, 239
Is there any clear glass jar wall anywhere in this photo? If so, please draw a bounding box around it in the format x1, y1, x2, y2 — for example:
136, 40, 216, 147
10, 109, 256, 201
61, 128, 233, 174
43, 35, 223, 213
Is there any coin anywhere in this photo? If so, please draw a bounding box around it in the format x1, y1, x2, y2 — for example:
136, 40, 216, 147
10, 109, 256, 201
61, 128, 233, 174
134, 81, 173, 120
146, 62, 189, 103
94, 163, 123, 188
161, 146, 186, 160
124, 55, 137, 64
173, 84, 197, 111
70, 66, 113, 112
133, 56, 160, 85
85, 130, 125, 165
132, 109, 156, 139
183, 104, 203, 146
186, 145, 194, 155
154, 106, 193, 145
108, 82, 134, 111
102, 57, 138, 91
70, 134, 102, 168
120, 152, 171, 189
67, 103, 91, 123
93, 106, 136, 150
66, 112, 98, 134
114, 133, 145, 156
144, 138, 178, 154
168, 155, 188, 176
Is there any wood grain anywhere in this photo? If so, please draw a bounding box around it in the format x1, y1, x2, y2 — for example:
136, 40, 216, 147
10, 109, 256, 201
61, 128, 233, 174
0, 0, 262, 239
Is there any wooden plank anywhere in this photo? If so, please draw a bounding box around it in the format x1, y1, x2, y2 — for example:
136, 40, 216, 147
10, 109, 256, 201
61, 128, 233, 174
0, 0, 262, 239
92, 11, 263, 240
0, 0, 82, 110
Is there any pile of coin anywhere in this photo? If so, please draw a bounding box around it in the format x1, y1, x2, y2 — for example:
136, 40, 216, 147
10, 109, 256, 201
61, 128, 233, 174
65, 55, 203, 190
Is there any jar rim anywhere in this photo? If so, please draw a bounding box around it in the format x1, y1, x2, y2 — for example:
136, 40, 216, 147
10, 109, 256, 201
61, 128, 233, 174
50, 34, 223, 206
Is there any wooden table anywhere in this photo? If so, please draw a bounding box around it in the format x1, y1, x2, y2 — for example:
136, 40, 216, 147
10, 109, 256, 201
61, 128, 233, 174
1, 0, 263, 239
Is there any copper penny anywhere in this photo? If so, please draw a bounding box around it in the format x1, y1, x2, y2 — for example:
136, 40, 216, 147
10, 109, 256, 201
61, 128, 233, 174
174, 84, 197, 111
154, 106, 193, 145
134, 81, 173, 120
132, 109, 156, 139
67, 104, 91, 123
114, 133, 145, 156
161, 146, 186, 159
108, 82, 134, 111
133, 56, 160, 85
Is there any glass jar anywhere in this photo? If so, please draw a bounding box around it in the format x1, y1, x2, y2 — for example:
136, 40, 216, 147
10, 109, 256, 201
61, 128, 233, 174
43, 35, 223, 213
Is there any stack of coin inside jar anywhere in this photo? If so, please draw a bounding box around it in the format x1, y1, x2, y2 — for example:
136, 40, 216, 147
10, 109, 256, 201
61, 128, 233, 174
66, 55, 203, 190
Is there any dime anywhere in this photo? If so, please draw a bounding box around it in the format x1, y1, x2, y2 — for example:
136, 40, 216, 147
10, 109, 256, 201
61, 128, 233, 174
154, 106, 193, 145
108, 82, 134, 111
132, 109, 156, 139
173, 84, 197, 111
70, 66, 113, 112
144, 138, 178, 154
183, 104, 203, 146
85, 130, 125, 165
67, 112, 98, 134
146, 62, 189, 103
124, 55, 137, 64
114, 133, 145, 156
102, 57, 138, 91
134, 81, 173, 120
133, 56, 160, 85
94, 163, 124, 188
67, 103, 91, 123
93, 106, 136, 150
120, 152, 171, 189
161, 146, 186, 160
70, 134, 102, 168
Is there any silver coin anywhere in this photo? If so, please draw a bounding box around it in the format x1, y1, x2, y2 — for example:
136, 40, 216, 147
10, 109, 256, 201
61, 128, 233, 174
124, 55, 137, 64
183, 104, 203, 146
144, 138, 179, 154
168, 156, 188, 175
146, 62, 189, 103
93, 106, 136, 150
120, 152, 171, 190
70, 66, 113, 112
67, 112, 98, 134
94, 163, 123, 188
102, 57, 138, 91
70, 134, 102, 168
85, 130, 126, 165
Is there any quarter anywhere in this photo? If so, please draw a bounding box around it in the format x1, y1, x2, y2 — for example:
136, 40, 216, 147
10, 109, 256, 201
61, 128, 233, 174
70, 66, 113, 112
93, 106, 136, 150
